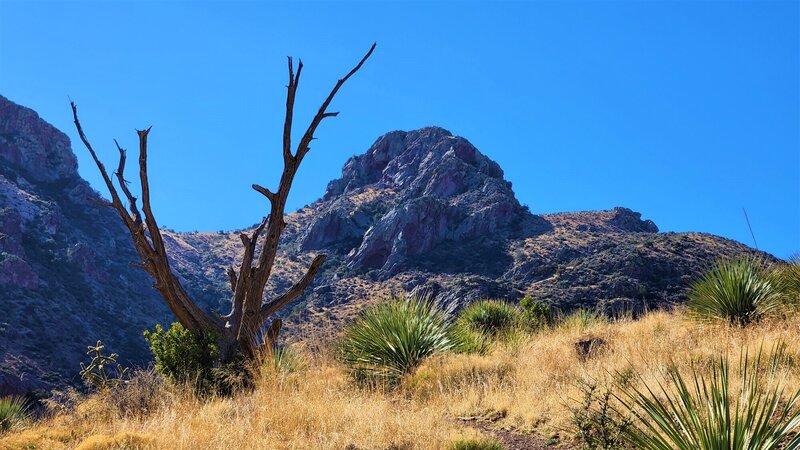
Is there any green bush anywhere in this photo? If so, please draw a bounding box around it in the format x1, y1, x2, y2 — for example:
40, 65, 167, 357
519, 296, 554, 329
339, 297, 456, 382
449, 323, 491, 355
456, 300, 522, 336
0, 395, 28, 433
617, 347, 800, 450
688, 257, 783, 326
448, 438, 505, 450
143, 323, 219, 392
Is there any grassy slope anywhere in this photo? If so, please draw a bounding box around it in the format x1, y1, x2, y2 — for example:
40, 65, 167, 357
2, 310, 799, 449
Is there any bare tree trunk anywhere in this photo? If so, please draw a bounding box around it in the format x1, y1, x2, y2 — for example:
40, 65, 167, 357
70, 43, 375, 363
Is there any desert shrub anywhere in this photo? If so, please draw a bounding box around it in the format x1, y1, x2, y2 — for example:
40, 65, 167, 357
143, 323, 219, 392
0, 395, 28, 433
617, 347, 800, 450
775, 255, 800, 304
339, 297, 456, 382
106, 369, 171, 419
688, 257, 783, 326
569, 381, 631, 450
448, 437, 505, 450
519, 296, 554, 329
456, 300, 522, 336
449, 324, 491, 355
79, 341, 129, 390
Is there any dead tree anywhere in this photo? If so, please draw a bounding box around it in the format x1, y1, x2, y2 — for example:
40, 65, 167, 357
70, 44, 375, 362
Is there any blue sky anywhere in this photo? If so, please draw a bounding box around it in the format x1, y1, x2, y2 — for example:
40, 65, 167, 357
1, 1, 797, 258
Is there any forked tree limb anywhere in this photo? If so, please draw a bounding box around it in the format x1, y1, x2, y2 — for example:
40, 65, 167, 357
70, 43, 375, 362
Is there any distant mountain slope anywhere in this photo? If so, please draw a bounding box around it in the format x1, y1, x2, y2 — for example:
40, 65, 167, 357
0, 97, 766, 393
0, 96, 172, 394
163, 127, 766, 338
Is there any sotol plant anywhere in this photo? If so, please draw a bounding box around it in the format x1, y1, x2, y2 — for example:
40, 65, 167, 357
340, 297, 457, 381
617, 348, 800, 450
688, 257, 783, 326
0, 396, 28, 433
456, 300, 522, 336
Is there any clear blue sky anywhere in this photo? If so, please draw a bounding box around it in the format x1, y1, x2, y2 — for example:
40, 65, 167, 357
1, 1, 797, 259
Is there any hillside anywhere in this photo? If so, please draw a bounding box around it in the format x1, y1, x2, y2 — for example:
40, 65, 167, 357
0, 96, 765, 393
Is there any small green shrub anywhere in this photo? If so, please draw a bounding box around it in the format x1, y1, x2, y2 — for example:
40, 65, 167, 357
339, 297, 456, 382
0, 395, 28, 433
456, 300, 522, 336
79, 340, 129, 390
688, 257, 783, 326
519, 296, 554, 329
449, 323, 491, 355
143, 323, 219, 392
775, 255, 800, 304
448, 437, 505, 450
617, 347, 800, 450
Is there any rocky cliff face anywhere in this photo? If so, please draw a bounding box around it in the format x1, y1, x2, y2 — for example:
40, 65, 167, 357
0, 96, 172, 395
0, 97, 767, 392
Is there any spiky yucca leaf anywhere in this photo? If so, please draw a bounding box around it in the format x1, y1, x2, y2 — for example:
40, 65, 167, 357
0, 396, 28, 433
688, 257, 783, 326
618, 348, 800, 450
340, 297, 456, 381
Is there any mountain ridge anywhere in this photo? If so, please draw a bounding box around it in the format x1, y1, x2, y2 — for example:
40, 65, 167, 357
0, 95, 768, 393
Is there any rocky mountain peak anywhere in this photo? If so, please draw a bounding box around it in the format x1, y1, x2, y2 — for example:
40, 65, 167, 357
0, 96, 78, 183
306, 127, 525, 275
323, 126, 508, 201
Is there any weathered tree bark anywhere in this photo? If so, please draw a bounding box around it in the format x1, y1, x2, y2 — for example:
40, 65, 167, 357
70, 43, 375, 363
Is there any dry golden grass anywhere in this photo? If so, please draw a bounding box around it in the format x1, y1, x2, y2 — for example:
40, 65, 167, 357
3, 310, 799, 449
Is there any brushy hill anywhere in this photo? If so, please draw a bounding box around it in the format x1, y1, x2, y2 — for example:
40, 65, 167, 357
163, 127, 767, 340
2, 309, 799, 449
0, 97, 766, 394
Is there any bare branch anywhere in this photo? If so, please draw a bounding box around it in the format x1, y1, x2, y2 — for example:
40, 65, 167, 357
252, 184, 275, 202
295, 42, 375, 162
260, 254, 327, 321
113, 139, 142, 223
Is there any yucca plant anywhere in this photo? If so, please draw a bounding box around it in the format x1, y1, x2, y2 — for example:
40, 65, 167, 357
456, 300, 522, 336
775, 255, 800, 304
0, 395, 28, 433
617, 348, 800, 450
688, 257, 783, 326
340, 296, 456, 381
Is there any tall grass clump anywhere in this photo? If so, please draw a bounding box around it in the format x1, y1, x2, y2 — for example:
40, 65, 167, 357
617, 348, 800, 450
0, 396, 28, 433
340, 296, 456, 382
688, 257, 783, 326
456, 300, 522, 336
